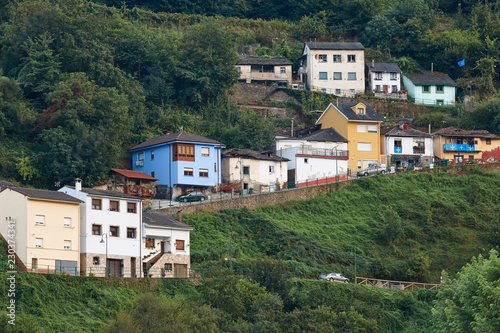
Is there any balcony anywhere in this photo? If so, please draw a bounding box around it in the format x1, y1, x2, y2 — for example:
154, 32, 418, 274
443, 144, 475, 152
295, 147, 348, 158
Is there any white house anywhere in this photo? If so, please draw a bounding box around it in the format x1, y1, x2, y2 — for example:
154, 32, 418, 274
221, 149, 289, 192
402, 73, 456, 106
381, 124, 434, 169
366, 62, 403, 94
59, 179, 142, 277
142, 210, 193, 278
275, 127, 349, 185
298, 42, 365, 96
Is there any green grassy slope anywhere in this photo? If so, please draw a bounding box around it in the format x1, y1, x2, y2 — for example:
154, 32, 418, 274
186, 167, 500, 282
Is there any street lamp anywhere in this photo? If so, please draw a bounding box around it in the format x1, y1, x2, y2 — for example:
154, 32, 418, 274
224, 236, 232, 273
334, 146, 339, 182
234, 159, 243, 195
350, 247, 356, 284
100, 233, 108, 277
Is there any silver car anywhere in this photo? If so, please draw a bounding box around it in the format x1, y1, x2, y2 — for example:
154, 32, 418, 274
318, 273, 350, 283
357, 165, 386, 177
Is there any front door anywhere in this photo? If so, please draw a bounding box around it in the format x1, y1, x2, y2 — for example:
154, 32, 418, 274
131, 257, 136, 278
175, 264, 188, 278
454, 154, 464, 165
383, 85, 388, 93
107, 259, 123, 277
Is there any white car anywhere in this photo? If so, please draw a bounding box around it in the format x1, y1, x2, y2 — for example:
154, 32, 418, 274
318, 273, 350, 283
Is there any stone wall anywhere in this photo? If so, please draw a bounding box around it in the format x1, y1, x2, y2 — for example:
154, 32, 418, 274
80, 252, 141, 278
148, 253, 191, 278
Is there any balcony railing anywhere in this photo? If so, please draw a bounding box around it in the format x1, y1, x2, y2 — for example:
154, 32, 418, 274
443, 144, 475, 152
295, 147, 348, 158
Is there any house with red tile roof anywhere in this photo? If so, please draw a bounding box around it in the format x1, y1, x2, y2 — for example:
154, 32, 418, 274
93, 169, 158, 200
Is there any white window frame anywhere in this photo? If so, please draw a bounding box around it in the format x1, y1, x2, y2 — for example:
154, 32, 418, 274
357, 124, 366, 133
374, 72, 382, 80
357, 143, 372, 151
318, 54, 327, 62
368, 125, 378, 133
201, 147, 209, 156
390, 72, 398, 80
64, 217, 71, 227
347, 55, 356, 63
36, 215, 45, 225
36, 238, 43, 248
64, 240, 71, 250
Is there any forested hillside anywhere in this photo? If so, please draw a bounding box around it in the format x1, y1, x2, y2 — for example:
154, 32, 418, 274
1, 0, 500, 190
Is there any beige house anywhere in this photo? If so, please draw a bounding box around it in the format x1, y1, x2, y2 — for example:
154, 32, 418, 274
316, 102, 383, 170
432, 127, 500, 164
298, 42, 365, 96
236, 56, 293, 87
0, 187, 82, 275
221, 148, 289, 193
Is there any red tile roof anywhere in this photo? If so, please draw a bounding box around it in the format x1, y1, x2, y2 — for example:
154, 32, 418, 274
111, 169, 158, 181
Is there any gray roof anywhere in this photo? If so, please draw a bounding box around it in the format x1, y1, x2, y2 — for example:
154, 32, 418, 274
300, 127, 348, 142
320, 103, 382, 122
404, 73, 456, 86
222, 148, 289, 162
367, 63, 402, 73
130, 131, 223, 151
81, 188, 141, 200
2, 187, 83, 203
382, 125, 433, 138
143, 211, 194, 230
0, 180, 15, 191
305, 42, 365, 50
432, 127, 498, 138
237, 56, 292, 66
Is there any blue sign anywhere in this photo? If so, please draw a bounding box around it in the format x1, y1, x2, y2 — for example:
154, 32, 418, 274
394, 147, 403, 154
443, 144, 475, 151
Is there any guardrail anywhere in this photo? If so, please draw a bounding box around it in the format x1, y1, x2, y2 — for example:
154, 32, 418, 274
356, 277, 439, 290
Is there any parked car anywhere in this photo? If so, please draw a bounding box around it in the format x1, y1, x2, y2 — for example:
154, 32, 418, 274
318, 273, 349, 283
175, 191, 206, 202
357, 165, 386, 177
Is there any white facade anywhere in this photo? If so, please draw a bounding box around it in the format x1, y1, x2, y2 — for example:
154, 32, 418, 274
299, 42, 365, 96
276, 138, 348, 184
142, 224, 191, 258
222, 157, 288, 191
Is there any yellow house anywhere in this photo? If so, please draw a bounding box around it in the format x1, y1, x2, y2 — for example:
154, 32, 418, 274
432, 127, 500, 164
0, 187, 82, 275
315, 102, 383, 170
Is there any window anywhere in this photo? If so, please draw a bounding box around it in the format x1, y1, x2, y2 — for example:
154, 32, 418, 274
394, 139, 402, 147
333, 72, 342, 80
357, 108, 364, 115
436, 100, 444, 106
321, 88, 326, 93
151, 171, 155, 178
392, 85, 398, 93
357, 124, 366, 133
357, 143, 372, 151
375, 85, 381, 92
92, 198, 102, 210
422, 85, 430, 93
319, 72, 328, 80
347, 55, 356, 62
374, 72, 382, 80
436, 85, 444, 93
127, 202, 137, 213
64, 240, 71, 250
146, 238, 154, 248
348, 72, 356, 80
150, 150, 154, 160
357, 160, 362, 168
304, 158, 308, 164
173, 143, 195, 161
390, 72, 398, 80
333, 55, 342, 63
318, 54, 327, 62
164, 263, 172, 272
93, 256, 100, 265
176, 240, 185, 251
110, 226, 119, 237
199, 168, 208, 177
413, 138, 425, 154
335, 89, 341, 95
368, 125, 378, 133
236, 66, 241, 72
35, 238, 43, 248
486, 139, 491, 145
127, 228, 136, 239
184, 167, 193, 176
36, 215, 45, 225
201, 147, 210, 156
269, 165, 275, 173
138, 152, 144, 161
64, 217, 71, 227
243, 166, 250, 175
280, 67, 286, 74
92, 224, 102, 235
109, 200, 119, 212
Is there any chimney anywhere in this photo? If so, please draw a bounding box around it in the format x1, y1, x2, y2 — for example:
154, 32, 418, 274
75, 178, 82, 192
177, 209, 183, 223
431, 63, 434, 73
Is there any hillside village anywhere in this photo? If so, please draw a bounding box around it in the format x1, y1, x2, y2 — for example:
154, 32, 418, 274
2, 41, 500, 278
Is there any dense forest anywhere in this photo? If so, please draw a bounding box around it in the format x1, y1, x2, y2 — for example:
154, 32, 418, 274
0, 0, 500, 189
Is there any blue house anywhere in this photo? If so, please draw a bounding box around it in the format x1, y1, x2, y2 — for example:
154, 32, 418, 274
402, 72, 456, 106
129, 131, 225, 199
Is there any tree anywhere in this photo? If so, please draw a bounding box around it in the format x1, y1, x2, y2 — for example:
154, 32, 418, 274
432, 250, 500, 332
